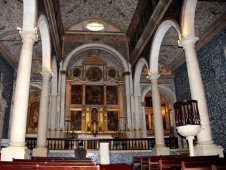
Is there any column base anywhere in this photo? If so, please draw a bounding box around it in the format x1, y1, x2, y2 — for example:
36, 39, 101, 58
32, 147, 48, 157
152, 146, 170, 156
1, 147, 31, 161
195, 144, 224, 157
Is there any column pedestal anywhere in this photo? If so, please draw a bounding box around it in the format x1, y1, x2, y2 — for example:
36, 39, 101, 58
32, 147, 48, 157
1, 147, 30, 161
195, 144, 224, 157
152, 146, 170, 156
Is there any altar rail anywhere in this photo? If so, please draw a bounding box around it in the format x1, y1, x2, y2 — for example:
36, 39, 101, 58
26, 137, 178, 150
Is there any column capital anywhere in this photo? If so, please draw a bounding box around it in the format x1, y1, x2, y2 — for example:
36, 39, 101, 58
19, 30, 38, 43
147, 73, 160, 80
40, 71, 52, 79
180, 36, 199, 48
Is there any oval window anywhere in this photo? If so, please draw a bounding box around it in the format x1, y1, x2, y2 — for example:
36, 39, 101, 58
86, 21, 105, 31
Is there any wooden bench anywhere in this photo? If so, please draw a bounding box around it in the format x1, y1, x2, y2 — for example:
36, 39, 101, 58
0, 161, 96, 166
181, 159, 226, 170
212, 165, 226, 170
13, 158, 94, 163
0, 164, 100, 170
132, 154, 188, 170
159, 156, 224, 170
31, 156, 92, 160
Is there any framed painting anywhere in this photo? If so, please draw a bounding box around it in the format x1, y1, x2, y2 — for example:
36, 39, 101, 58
86, 86, 103, 104
71, 85, 83, 104
70, 110, 82, 130
86, 67, 102, 82
107, 86, 117, 105
107, 111, 118, 131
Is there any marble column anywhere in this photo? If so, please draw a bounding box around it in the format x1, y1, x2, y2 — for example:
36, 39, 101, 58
148, 74, 169, 155
1, 31, 37, 161
33, 71, 51, 157
50, 94, 57, 138
124, 72, 133, 138
134, 95, 141, 138
118, 85, 125, 131
141, 102, 147, 138
181, 36, 224, 157
60, 71, 67, 137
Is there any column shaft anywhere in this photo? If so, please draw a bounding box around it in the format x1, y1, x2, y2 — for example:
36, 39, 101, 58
36, 72, 51, 147
9, 32, 36, 147
118, 85, 125, 131
181, 37, 213, 144
150, 75, 165, 147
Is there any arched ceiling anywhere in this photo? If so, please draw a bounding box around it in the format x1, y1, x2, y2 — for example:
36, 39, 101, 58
59, 0, 138, 32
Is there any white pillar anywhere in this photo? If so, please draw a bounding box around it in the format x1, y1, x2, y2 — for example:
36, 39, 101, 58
60, 71, 67, 137
1, 31, 37, 161
141, 102, 147, 138
124, 72, 133, 138
181, 36, 224, 157
50, 94, 57, 138
33, 71, 51, 157
134, 95, 141, 138
149, 74, 169, 155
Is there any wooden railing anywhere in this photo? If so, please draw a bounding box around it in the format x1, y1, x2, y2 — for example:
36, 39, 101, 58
174, 100, 200, 126
26, 137, 178, 150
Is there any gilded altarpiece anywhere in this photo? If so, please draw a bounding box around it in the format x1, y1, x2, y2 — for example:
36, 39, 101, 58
67, 58, 121, 135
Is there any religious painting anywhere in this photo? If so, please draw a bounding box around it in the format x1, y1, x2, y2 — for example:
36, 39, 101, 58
86, 86, 103, 104
70, 110, 82, 130
86, 67, 102, 82
29, 102, 39, 128
108, 68, 116, 78
71, 85, 83, 104
91, 108, 98, 121
73, 68, 81, 78
107, 111, 118, 131
107, 86, 117, 105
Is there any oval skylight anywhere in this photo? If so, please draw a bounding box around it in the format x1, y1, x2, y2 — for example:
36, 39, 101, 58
86, 21, 105, 31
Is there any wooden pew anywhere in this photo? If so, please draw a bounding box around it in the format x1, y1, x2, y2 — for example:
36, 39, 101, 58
181, 160, 226, 170
132, 154, 188, 170
13, 158, 94, 163
31, 156, 92, 160
0, 164, 100, 170
159, 156, 224, 170
212, 165, 226, 170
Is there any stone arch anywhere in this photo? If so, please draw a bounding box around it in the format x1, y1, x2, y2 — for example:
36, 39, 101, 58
181, 0, 198, 37
149, 20, 181, 74
22, 0, 36, 32
63, 43, 129, 72
133, 58, 149, 96
38, 15, 51, 72
141, 85, 177, 136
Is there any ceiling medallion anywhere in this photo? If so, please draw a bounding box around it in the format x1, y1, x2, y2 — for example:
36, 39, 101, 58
86, 21, 105, 31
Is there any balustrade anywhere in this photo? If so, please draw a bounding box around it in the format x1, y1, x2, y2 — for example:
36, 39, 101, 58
25, 137, 178, 150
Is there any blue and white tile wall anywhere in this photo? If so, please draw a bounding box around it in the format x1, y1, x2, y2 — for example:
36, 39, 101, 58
174, 27, 226, 150
0, 53, 14, 139
49, 150, 179, 164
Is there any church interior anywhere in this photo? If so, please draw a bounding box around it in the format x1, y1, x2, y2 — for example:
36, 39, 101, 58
0, 0, 225, 165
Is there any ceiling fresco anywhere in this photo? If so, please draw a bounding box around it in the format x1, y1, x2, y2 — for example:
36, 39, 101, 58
59, 0, 138, 32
